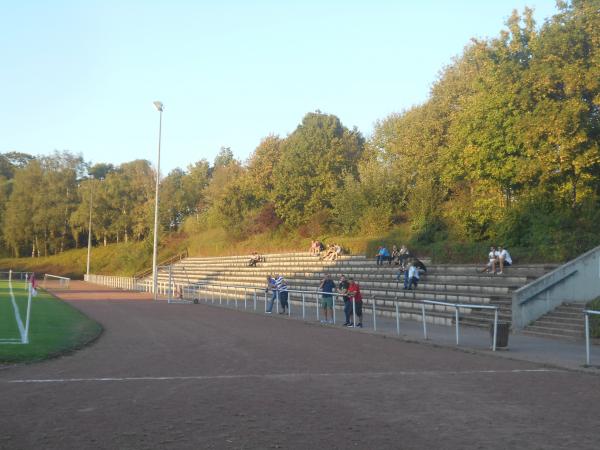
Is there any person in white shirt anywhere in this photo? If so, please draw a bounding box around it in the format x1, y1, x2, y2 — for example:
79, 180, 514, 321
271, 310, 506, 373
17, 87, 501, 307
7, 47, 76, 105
479, 246, 497, 273
494, 246, 512, 275
407, 263, 420, 290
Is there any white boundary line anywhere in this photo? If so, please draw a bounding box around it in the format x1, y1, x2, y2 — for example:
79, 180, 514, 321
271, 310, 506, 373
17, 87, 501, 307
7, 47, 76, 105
8, 278, 26, 343
4, 368, 561, 384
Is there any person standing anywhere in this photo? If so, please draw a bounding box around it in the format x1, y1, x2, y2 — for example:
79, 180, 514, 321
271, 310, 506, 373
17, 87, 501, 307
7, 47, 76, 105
347, 278, 363, 328
337, 274, 351, 326
265, 275, 277, 313
407, 263, 420, 290
403, 262, 412, 289
318, 274, 336, 323
275, 274, 289, 314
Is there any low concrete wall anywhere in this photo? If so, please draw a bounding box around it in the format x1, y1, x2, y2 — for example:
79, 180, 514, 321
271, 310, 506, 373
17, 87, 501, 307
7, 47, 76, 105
512, 245, 600, 329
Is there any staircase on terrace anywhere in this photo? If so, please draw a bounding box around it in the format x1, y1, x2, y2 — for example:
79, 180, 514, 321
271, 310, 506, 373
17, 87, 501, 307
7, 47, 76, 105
523, 303, 586, 340
146, 252, 557, 329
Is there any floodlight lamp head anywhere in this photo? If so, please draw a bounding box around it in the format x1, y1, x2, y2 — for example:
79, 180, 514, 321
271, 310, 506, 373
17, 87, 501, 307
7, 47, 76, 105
153, 101, 164, 112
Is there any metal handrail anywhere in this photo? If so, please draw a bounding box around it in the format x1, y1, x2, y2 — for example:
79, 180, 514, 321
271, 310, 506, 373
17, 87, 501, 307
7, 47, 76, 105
584, 309, 600, 365
420, 299, 500, 351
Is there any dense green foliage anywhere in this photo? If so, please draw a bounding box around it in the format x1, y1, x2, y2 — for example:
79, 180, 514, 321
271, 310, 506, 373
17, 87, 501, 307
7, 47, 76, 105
0, 281, 102, 363
0, 1, 598, 264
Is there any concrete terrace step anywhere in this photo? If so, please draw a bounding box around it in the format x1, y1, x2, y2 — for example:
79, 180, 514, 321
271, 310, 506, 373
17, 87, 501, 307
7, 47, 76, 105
157, 270, 516, 295
523, 302, 587, 340
142, 252, 556, 330
522, 325, 584, 338
165, 266, 527, 288
154, 278, 514, 304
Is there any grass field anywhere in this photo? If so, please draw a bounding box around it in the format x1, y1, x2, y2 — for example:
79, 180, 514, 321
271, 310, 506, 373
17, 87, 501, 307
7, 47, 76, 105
0, 280, 102, 363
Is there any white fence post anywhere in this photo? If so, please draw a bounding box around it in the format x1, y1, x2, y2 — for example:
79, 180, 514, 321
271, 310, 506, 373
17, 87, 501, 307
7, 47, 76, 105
492, 308, 498, 352
372, 297, 376, 331
421, 302, 428, 339
302, 292, 306, 319
585, 312, 590, 365
455, 306, 460, 345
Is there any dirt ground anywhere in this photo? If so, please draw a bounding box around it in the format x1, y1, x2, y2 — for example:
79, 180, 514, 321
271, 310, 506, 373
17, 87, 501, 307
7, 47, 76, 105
1, 281, 599, 449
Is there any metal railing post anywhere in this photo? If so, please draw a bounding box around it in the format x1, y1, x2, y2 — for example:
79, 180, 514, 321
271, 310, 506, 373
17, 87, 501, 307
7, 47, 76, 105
455, 306, 460, 345
288, 292, 291, 316
264, 290, 267, 313
421, 302, 427, 339
352, 300, 356, 327
332, 295, 336, 324
316, 293, 320, 321
302, 292, 306, 319
372, 297, 376, 331
219, 286, 222, 305
253, 290, 257, 311
492, 308, 498, 352
276, 291, 280, 314
585, 312, 590, 365
244, 288, 247, 310
167, 265, 173, 304
395, 302, 400, 336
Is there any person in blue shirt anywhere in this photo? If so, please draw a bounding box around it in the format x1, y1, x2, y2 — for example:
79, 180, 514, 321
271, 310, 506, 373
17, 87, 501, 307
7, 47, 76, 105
318, 274, 336, 324
376, 246, 391, 266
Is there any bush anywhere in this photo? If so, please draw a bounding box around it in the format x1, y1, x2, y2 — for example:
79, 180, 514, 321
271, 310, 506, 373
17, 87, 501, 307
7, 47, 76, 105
358, 206, 392, 236
297, 210, 333, 238
243, 203, 282, 235
588, 297, 600, 339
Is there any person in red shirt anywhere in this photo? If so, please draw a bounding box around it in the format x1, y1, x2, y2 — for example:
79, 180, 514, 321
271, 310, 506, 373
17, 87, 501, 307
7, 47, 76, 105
347, 278, 363, 328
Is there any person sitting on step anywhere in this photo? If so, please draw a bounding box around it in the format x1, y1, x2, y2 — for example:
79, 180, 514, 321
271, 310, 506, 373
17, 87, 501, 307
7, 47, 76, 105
493, 246, 512, 275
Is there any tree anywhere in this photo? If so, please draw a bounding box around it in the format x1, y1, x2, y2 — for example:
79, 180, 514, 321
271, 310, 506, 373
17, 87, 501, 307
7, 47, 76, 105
271, 112, 364, 226
213, 146, 235, 169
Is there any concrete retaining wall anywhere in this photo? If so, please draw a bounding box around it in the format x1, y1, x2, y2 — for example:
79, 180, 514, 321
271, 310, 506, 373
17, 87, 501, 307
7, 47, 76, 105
512, 245, 600, 329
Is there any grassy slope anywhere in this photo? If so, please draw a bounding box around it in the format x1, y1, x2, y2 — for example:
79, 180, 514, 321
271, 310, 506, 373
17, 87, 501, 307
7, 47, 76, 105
0, 220, 571, 281
0, 241, 155, 279
0, 281, 102, 363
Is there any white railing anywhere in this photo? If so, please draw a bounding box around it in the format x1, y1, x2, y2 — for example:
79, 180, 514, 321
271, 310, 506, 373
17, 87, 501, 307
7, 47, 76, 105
421, 300, 500, 351
584, 309, 600, 365
85, 274, 140, 291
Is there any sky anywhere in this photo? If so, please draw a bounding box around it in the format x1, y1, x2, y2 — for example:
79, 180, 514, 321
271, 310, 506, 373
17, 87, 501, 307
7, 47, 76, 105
1, 0, 559, 175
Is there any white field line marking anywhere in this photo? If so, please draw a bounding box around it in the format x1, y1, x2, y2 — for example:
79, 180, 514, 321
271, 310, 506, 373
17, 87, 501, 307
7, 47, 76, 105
8, 278, 26, 343
4, 368, 562, 384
